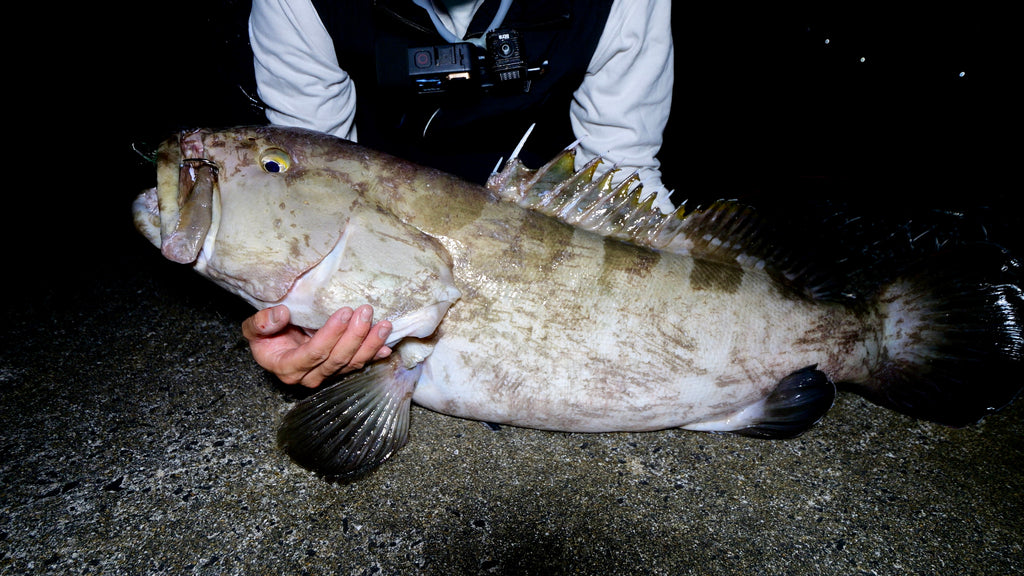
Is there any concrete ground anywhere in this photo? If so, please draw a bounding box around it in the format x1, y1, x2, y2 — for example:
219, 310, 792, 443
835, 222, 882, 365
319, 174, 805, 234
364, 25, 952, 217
3, 195, 1023, 575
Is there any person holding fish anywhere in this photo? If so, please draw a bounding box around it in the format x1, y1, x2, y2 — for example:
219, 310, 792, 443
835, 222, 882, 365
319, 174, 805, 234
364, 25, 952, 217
242, 0, 675, 386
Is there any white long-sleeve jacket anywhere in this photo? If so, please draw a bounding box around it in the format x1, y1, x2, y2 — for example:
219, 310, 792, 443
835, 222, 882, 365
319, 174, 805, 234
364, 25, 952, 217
250, 0, 675, 211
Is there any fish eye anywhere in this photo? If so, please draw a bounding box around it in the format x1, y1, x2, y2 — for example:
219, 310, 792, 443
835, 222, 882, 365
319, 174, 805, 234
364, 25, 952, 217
260, 148, 291, 173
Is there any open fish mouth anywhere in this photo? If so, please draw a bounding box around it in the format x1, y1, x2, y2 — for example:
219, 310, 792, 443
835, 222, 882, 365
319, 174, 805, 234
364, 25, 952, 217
133, 130, 219, 264
132, 186, 161, 249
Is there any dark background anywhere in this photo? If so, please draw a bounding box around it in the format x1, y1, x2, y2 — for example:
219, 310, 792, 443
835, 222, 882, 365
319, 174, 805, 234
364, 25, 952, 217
9, 2, 1017, 297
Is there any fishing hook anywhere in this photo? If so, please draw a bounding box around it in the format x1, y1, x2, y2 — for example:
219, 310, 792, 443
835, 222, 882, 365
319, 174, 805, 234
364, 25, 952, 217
180, 157, 220, 174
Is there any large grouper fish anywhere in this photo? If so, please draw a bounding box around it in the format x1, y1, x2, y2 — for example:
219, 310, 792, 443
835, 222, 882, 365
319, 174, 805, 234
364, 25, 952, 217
133, 125, 1023, 479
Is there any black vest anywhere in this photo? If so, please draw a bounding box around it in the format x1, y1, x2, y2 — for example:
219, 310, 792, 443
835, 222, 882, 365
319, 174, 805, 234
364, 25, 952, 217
310, 0, 614, 183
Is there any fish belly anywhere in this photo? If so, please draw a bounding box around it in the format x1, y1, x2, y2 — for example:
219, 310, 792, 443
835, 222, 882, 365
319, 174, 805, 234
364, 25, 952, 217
410, 224, 862, 433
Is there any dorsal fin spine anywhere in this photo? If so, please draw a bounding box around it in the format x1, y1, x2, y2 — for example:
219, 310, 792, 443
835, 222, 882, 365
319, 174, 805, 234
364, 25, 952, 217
551, 159, 605, 219
567, 167, 621, 224
486, 145, 839, 300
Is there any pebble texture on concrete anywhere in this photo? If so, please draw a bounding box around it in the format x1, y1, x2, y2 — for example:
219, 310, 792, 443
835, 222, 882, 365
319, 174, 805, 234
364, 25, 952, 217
2, 235, 1021, 575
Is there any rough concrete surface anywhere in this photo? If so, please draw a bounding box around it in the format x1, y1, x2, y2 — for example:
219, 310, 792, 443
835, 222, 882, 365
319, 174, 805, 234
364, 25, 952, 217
2, 238, 1022, 576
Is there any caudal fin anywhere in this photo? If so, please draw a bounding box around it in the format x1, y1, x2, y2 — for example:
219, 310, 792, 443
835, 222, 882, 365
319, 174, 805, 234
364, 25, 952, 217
854, 243, 1023, 426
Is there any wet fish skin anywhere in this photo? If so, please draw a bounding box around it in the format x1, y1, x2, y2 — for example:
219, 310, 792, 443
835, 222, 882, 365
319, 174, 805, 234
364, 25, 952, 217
134, 126, 1023, 479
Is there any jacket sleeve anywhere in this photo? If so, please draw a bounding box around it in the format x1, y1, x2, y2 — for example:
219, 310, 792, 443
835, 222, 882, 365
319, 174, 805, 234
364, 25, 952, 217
249, 0, 359, 141
569, 0, 675, 212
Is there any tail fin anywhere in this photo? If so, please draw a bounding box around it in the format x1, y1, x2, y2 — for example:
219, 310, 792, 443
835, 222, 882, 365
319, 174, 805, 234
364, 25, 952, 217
854, 243, 1023, 426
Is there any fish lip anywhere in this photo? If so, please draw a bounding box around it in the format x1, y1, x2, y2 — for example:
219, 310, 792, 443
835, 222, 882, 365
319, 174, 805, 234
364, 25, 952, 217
161, 162, 216, 263
149, 129, 219, 264
133, 187, 161, 249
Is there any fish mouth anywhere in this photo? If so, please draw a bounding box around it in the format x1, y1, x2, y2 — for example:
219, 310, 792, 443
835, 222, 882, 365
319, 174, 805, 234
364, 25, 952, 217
145, 130, 219, 264
133, 187, 161, 249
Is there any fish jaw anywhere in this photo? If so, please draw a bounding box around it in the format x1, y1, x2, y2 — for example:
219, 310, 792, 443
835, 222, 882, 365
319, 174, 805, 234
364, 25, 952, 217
132, 187, 161, 249
132, 130, 217, 264
160, 130, 216, 264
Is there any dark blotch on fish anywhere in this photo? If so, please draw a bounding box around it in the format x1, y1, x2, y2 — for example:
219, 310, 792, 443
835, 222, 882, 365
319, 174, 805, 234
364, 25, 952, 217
599, 237, 660, 288
690, 259, 745, 293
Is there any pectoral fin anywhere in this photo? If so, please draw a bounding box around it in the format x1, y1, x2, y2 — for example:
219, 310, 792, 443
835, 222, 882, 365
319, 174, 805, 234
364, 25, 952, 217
278, 356, 420, 480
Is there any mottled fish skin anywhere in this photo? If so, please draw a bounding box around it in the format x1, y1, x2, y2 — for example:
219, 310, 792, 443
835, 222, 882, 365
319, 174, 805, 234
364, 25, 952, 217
140, 127, 870, 430
376, 185, 877, 432
135, 126, 1023, 477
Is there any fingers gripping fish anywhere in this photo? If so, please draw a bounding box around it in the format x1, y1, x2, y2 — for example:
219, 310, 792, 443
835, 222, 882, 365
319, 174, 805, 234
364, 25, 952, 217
133, 126, 1024, 480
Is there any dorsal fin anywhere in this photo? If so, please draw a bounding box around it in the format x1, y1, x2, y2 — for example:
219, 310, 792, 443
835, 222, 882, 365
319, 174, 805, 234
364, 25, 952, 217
488, 147, 674, 244
486, 142, 847, 302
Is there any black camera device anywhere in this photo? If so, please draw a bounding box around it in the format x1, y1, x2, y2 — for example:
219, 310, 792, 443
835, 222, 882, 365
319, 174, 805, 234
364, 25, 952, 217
406, 29, 542, 95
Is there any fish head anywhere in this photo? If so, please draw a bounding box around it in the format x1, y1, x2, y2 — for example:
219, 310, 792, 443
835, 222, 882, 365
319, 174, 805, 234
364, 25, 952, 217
132, 126, 377, 304
133, 126, 460, 334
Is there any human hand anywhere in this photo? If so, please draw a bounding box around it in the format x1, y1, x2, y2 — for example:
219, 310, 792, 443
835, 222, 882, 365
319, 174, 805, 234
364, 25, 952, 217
241, 304, 393, 388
